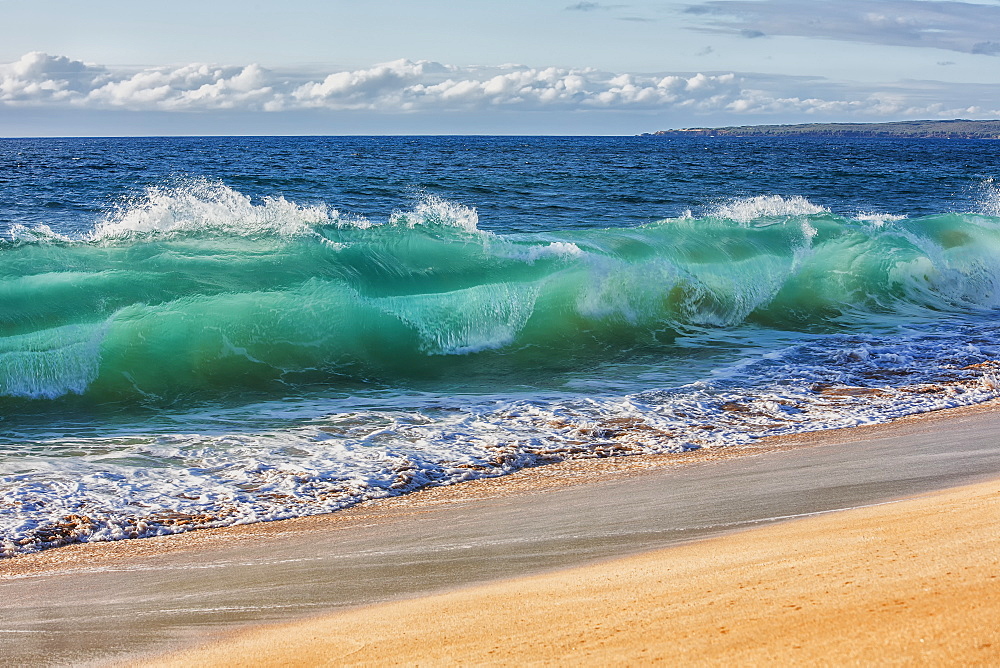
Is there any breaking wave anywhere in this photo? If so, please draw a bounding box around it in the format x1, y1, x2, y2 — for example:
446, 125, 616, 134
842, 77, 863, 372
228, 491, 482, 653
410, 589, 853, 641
4, 182, 1000, 402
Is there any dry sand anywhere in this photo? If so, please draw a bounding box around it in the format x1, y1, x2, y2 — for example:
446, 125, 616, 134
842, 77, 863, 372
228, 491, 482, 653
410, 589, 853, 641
142, 477, 1000, 667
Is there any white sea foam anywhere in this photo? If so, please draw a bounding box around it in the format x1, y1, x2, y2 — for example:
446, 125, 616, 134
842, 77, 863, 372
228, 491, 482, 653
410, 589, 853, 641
5, 183, 500, 244
709, 195, 829, 224
5, 224, 75, 244
389, 195, 481, 233
505, 241, 584, 263
855, 212, 907, 225
89, 179, 338, 241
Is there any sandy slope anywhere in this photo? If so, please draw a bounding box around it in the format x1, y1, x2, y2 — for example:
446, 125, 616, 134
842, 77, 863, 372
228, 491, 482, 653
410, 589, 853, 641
142, 478, 1000, 666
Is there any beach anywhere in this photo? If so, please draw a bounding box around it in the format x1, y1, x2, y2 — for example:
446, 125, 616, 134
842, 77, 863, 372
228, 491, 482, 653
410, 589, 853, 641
2, 399, 999, 666
142, 474, 1000, 667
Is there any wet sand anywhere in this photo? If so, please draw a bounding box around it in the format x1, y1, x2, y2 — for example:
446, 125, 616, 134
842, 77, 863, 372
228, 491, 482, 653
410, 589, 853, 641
143, 476, 1000, 667
2, 400, 1000, 665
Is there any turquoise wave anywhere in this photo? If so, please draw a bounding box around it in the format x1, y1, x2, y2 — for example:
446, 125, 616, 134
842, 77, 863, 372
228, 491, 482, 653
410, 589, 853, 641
3, 184, 1000, 401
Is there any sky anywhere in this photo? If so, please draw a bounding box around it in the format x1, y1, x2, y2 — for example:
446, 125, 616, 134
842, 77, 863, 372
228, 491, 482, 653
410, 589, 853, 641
1, 0, 999, 135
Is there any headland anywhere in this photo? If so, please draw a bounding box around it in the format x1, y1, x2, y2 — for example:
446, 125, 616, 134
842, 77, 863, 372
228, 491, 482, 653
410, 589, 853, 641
644, 119, 1000, 139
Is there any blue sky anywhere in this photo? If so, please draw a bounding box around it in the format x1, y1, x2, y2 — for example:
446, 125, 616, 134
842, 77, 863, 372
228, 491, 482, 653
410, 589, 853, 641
2, 0, 999, 135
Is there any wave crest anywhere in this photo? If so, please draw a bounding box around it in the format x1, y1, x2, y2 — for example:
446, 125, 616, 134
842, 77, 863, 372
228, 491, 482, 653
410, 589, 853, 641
90, 179, 338, 241
388, 195, 481, 232
709, 195, 829, 224
5, 183, 1000, 402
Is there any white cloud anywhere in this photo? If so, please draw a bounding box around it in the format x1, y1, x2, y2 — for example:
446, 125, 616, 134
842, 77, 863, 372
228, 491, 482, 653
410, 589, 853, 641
0, 52, 108, 102
85, 63, 275, 110
0, 52, 750, 113
2, 52, 998, 121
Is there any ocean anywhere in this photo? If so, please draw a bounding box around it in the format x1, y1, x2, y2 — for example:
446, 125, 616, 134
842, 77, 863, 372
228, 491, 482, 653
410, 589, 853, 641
2, 135, 1000, 555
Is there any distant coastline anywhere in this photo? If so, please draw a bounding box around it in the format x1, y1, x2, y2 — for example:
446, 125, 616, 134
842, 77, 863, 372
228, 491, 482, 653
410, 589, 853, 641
643, 119, 1000, 139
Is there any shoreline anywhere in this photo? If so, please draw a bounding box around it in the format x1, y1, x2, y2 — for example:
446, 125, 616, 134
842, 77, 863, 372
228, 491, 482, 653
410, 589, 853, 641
2, 399, 1000, 664
5, 398, 999, 579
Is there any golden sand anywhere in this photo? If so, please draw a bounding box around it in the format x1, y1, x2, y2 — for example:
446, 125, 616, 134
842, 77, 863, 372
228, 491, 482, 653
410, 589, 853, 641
141, 477, 1000, 667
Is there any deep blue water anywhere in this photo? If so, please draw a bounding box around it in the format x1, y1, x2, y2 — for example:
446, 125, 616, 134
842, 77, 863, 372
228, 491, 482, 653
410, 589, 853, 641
2, 136, 994, 235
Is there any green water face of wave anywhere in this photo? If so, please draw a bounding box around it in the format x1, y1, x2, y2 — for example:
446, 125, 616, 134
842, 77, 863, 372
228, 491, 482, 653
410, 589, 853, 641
3, 204, 1000, 402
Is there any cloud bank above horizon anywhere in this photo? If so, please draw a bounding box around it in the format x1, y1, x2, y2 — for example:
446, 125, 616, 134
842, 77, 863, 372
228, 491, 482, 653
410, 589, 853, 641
3, 0, 1000, 134
2, 51, 997, 128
